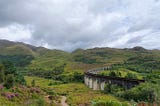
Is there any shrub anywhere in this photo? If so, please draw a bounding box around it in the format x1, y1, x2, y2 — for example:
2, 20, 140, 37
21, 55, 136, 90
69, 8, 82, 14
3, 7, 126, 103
31, 80, 35, 87
4, 74, 15, 89
0, 64, 5, 83
36, 98, 45, 106
15, 73, 26, 85
73, 72, 84, 82
104, 84, 124, 94
92, 100, 129, 106
109, 71, 117, 77
125, 73, 137, 79
0, 61, 26, 88
119, 84, 155, 102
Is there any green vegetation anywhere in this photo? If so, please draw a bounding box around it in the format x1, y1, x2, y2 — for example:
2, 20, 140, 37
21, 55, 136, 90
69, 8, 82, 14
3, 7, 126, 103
0, 55, 34, 67
0, 40, 160, 105
0, 61, 54, 106
0, 61, 26, 88
119, 84, 155, 102
25, 76, 119, 106
92, 100, 129, 106
99, 68, 143, 79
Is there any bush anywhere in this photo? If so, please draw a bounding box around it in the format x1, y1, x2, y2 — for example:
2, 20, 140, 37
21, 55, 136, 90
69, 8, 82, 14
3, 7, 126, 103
109, 71, 117, 77
92, 100, 129, 106
15, 73, 26, 85
0, 64, 5, 83
36, 98, 45, 106
125, 73, 137, 79
119, 84, 155, 102
2, 60, 16, 75
4, 74, 15, 89
0, 61, 26, 88
73, 72, 84, 82
31, 80, 35, 87
104, 84, 124, 94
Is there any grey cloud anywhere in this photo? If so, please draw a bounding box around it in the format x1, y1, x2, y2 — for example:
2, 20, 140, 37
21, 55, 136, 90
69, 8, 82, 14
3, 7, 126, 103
127, 36, 144, 44
0, 0, 160, 51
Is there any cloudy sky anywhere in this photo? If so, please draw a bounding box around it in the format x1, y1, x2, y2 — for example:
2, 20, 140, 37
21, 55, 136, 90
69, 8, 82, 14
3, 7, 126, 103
0, 0, 160, 51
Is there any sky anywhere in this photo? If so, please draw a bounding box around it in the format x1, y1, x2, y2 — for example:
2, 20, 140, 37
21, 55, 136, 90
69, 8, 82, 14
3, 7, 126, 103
0, 0, 160, 51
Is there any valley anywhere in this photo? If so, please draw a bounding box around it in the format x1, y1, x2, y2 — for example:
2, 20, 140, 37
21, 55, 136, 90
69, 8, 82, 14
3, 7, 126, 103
0, 40, 160, 106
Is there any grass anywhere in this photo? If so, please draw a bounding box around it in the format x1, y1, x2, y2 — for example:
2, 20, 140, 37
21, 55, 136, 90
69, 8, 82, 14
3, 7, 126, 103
99, 68, 143, 79
28, 50, 70, 70
0, 96, 20, 106
25, 76, 121, 106
0, 84, 51, 106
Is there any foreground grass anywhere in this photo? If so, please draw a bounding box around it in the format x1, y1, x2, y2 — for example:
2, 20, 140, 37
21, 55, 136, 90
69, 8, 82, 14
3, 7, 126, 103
0, 85, 51, 106
25, 76, 121, 106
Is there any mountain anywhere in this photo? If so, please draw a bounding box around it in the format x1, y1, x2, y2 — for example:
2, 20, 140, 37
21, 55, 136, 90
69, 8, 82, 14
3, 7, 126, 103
0, 39, 160, 71
72, 47, 160, 63
0, 39, 37, 56
0, 39, 70, 67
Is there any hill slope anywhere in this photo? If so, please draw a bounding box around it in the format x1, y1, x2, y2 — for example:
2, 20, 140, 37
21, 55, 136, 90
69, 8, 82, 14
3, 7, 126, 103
0, 39, 160, 71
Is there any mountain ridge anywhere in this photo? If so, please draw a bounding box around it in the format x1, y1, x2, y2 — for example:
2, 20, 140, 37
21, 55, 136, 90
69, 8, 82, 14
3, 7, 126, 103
0, 39, 160, 70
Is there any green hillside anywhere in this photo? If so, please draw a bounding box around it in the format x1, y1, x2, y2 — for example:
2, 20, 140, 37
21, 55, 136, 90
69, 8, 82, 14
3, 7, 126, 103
0, 39, 160, 105
0, 40, 160, 71
29, 49, 70, 70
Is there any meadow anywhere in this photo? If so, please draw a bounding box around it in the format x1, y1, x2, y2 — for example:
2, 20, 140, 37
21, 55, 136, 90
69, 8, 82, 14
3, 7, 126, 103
25, 76, 127, 106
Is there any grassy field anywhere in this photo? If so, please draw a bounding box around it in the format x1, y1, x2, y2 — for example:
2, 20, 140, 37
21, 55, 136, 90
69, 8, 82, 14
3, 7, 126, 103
25, 76, 122, 106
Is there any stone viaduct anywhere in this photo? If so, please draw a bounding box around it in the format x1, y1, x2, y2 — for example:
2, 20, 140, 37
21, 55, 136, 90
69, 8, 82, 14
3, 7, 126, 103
84, 67, 145, 90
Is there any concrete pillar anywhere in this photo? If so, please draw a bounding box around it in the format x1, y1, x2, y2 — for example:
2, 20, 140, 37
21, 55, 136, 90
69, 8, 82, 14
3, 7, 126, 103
84, 76, 89, 86
93, 78, 100, 90
92, 79, 97, 90
89, 77, 93, 88
100, 81, 106, 90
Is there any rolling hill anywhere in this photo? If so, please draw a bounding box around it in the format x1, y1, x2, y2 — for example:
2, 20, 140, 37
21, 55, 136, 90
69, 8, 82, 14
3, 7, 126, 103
0, 39, 160, 106
0, 39, 160, 71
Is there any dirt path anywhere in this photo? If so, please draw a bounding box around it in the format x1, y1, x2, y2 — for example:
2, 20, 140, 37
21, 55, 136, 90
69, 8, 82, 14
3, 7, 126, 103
61, 96, 69, 106
44, 95, 51, 103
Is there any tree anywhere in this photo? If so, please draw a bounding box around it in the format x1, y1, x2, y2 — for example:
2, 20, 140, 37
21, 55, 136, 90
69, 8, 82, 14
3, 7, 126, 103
120, 84, 155, 102
4, 74, 15, 89
15, 73, 26, 85
104, 83, 112, 93
109, 71, 117, 77
2, 60, 16, 75
31, 79, 35, 87
125, 73, 137, 79
0, 64, 5, 83
73, 72, 84, 82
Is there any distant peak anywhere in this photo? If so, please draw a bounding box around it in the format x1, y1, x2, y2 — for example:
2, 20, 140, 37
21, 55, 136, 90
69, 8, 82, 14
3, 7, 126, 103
132, 46, 146, 51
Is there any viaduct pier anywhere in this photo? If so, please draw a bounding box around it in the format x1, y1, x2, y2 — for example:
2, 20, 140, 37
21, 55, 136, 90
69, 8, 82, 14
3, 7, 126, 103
84, 67, 145, 90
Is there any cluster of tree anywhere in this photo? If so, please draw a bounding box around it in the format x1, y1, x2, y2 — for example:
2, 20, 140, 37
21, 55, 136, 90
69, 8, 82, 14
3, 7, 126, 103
101, 71, 138, 79
125, 73, 138, 79
124, 56, 160, 73
28, 65, 65, 80
108, 71, 121, 77
104, 83, 155, 103
119, 84, 155, 102
72, 50, 107, 64
0, 61, 26, 88
0, 55, 34, 67
104, 83, 124, 94
28, 64, 84, 83
59, 72, 84, 83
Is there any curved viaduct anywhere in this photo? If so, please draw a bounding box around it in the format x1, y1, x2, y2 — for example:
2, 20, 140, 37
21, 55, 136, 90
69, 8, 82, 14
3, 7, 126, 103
84, 67, 145, 90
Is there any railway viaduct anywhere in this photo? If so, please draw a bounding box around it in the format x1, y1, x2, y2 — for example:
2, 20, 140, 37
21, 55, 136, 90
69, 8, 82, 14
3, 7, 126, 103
84, 67, 145, 90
